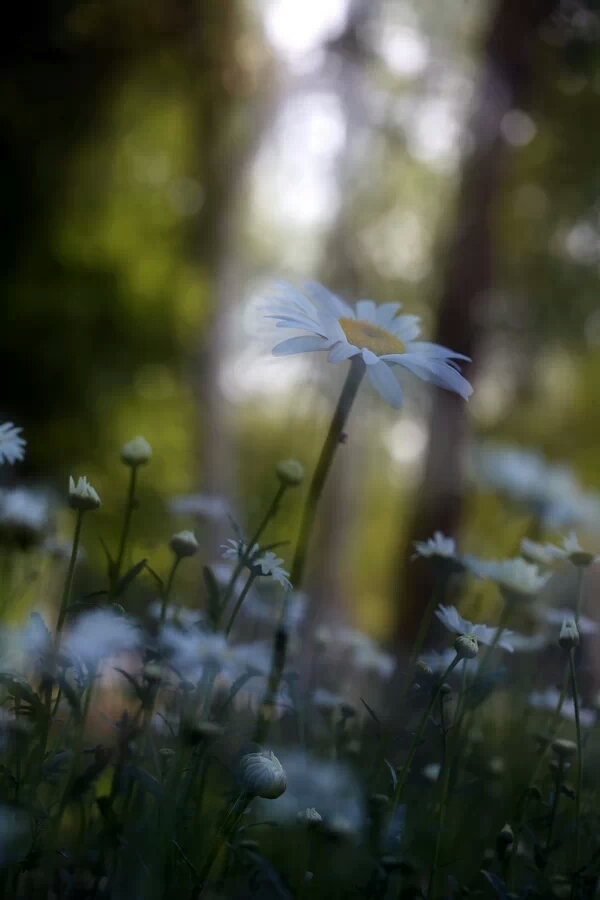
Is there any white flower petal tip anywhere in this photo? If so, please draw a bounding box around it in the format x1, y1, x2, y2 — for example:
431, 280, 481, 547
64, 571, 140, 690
0, 422, 26, 465
264, 281, 472, 408
413, 532, 456, 559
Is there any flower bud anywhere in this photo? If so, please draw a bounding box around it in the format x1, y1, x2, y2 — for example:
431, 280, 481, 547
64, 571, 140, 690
169, 530, 199, 559
68, 476, 101, 512
275, 459, 305, 487
497, 823, 514, 846
558, 617, 579, 651
439, 683, 452, 696
238, 749, 286, 799
551, 738, 577, 760
454, 634, 478, 660
297, 807, 322, 825
121, 436, 152, 467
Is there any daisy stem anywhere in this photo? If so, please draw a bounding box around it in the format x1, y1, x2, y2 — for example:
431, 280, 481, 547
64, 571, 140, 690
575, 566, 584, 624
475, 601, 511, 678
191, 791, 251, 897
391, 656, 460, 814
289, 356, 365, 589
56, 509, 85, 636
111, 464, 139, 598
160, 558, 181, 623
568, 648, 583, 878
223, 572, 257, 638
220, 483, 287, 613
427, 666, 468, 900
253, 595, 290, 744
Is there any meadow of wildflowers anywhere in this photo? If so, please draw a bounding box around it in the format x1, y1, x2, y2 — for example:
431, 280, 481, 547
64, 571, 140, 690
1, 285, 600, 900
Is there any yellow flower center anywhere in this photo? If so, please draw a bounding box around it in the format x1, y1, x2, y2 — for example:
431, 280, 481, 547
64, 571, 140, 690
338, 317, 405, 357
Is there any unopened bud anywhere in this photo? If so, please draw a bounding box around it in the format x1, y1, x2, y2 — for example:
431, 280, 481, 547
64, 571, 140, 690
169, 530, 199, 559
276, 459, 305, 487
68, 476, 101, 512
238, 749, 286, 799
454, 634, 478, 659
558, 618, 579, 651
120, 436, 152, 467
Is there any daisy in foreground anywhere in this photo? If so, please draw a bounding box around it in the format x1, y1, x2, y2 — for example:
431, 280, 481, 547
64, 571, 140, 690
264, 282, 472, 409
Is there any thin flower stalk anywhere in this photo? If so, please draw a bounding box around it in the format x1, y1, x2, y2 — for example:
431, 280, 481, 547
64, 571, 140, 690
56, 508, 85, 635
111, 464, 139, 598
568, 648, 583, 878
223, 571, 258, 637
192, 792, 251, 897
160, 557, 182, 623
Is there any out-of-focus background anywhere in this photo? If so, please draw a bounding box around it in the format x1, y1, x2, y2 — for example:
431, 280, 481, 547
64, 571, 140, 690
5, 0, 600, 652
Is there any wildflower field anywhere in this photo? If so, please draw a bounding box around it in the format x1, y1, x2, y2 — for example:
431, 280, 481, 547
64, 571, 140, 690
2, 281, 600, 900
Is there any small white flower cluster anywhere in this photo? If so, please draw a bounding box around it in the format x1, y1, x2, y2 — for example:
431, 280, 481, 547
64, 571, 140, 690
221, 538, 292, 590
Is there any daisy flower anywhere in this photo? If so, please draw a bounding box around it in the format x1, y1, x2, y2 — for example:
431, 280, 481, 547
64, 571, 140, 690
264, 282, 472, 409
413, 531, 456, 559
435, 604, 515, 652
520, 538, 558, 567
467, 557, 550, 600
544, 531, 599, 567
0, 422, 26, 465
221, 538, 259, 562
255, 551, 292, 590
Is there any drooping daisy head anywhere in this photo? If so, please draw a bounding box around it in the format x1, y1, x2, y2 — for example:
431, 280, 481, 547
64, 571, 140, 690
264, 282, 472, 409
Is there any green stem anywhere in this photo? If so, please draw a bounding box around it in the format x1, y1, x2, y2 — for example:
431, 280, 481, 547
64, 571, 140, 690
546, 758, 564, 855
289, 356, 364, 589
192, 792, 250, 897
575, 566, 585, 624
111, 464, 139, 596
220, 483, 287, 612
56, 509, 85, 635
160, 558, 181, 623
391, 656, 460, 814
569, 649, 583, 876
223, 572, 257, 637
427, 668, 468, 900
476, 601, 511, 678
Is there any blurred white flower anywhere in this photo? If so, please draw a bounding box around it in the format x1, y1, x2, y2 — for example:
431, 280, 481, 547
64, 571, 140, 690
528, 687, 596, 727
353, 642, 396, 678
255, 747, 365, 831
311, 687, 346, 709
160, 626, 228, 676
544, 531, 599, 566
242, 591, 306, 630
435, 604, 514, 652
255, 551, 292, 589
147, 600, 203, 628
170, 493, 230, 521
265, 281, 472, 409
520, 538, 558, 567
413, 531, 456, 559
468, 557, 550, 599
537, 607, 599, 635
0, 487, 50, 545
64, 609, 141, 669
0, 423, 26, 465
221, 538, 258, 562
507, 631, 550, 653
422, 762, 441, 782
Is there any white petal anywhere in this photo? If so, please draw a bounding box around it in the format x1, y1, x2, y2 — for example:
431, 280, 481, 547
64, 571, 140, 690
328, 342, 360, 363
272, 335, 329, 356
374, 302, 402, 327
390, 315, 421, 342
355, 300, 377, 323
405, 341, 471, 362
265, 312, 325, 334
392, 356, 473, 399
271, 281, 319, 319
361, 348, 379, 365
366, 361, 404, 408
303, 281, 354, 320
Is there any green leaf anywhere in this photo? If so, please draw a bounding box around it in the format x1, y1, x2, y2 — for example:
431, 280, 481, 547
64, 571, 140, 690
114, 558, 148, 598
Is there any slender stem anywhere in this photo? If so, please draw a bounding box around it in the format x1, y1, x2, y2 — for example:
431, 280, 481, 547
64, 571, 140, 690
192, 792, 250, 897
546, 758, 564, 855
289, 357, 364, 589
575, 566, 585, 624
223, 572, 257, 638
476, 601, 510, 678
112, 465, 139, 595
428, 669, 468, 900
391, 656, 460, 814
56, 509, 85, 635
253, 600, 290, 745
160, 558, 181, 623
220, 483, 287, 613
404, 574, 445, 691
569, 649, 583, 876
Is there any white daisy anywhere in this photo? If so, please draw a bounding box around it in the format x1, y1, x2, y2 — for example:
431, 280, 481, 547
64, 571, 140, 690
255, 551, 292, 590
544, 531, 599, 566
435, 604, 515, 652
264, 281, 472, 409
64, 608, 141, 669
221, 538, 259, 562
0, 422, 26, 466
413, 531, 456, 559
520, 538, 558, 567
468, 557, 550, 598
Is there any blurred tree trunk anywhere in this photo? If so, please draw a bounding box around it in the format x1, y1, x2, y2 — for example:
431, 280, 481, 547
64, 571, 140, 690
391, 0, 559, 652
186, 3, 274, 551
